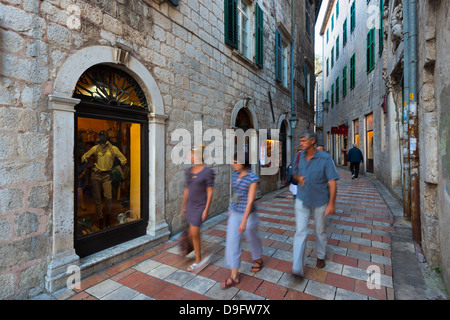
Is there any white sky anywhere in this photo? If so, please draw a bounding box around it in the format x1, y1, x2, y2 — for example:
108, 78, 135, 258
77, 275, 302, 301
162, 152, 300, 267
315, 0, 329, 59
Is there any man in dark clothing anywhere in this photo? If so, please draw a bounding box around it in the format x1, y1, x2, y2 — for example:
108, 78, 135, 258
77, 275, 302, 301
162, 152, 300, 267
346, 143, 364, 180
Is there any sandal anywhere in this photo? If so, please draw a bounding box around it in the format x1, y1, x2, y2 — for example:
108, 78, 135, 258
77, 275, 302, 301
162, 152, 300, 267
250, 259, 263, 273
221, 277, 239, 289
187, 254, 211, 272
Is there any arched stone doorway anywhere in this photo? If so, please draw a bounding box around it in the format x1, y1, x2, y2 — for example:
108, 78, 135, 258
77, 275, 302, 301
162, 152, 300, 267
277, 114, 292, 186
45, 46, 169, 292
230, 99, 260, 197
73, 64, 151, 257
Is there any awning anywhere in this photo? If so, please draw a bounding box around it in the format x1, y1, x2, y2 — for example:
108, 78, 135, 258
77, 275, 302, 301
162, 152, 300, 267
331, 124, 348, 136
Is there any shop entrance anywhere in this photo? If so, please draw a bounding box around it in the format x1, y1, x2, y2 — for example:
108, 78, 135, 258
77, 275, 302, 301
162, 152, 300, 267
366, 113, 374, 173
73, 64, 149, 257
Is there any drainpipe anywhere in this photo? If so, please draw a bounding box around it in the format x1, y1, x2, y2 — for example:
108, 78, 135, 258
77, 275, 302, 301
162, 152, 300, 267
408, 0, 421, 242
402, 0, 411, 219
290, 0, 295, 163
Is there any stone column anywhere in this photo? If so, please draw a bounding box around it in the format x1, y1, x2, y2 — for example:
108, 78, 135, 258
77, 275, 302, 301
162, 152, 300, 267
45, 94, 80, 292
147, 112, 170, 238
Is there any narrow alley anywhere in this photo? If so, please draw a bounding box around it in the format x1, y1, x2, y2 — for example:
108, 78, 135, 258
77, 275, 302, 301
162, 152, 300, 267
36, 167, 447, 301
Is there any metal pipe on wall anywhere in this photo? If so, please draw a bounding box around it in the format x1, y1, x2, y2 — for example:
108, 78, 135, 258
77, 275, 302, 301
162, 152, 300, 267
290, 0, 295, 163
408, 0, 421, 242
402, 0, 411, 219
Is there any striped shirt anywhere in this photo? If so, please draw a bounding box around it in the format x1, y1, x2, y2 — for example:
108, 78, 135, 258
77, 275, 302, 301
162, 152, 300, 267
230, 170, 260, 214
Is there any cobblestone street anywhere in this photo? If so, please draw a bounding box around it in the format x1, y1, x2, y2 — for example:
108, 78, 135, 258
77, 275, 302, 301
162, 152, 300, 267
33, 167, 447, 301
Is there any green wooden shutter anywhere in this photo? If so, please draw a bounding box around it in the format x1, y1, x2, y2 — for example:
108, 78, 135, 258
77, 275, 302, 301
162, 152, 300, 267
331, 47, 334, 68
336, 36, 339, 60
350, 54, 356, 89
275, 30, 282, 82
326, 58, 329, 77
343, 18, 347, 46
350, 1, 355, 33
379, 0, 384, 55
367, 30, 370, 72
224, 0, 238, 49
335, 77, 340, 104
367, 28, 375, 72
336, 0, 339, 18
255, 3, 264, 68
331, 83, 335, 108
343, 65, 348, 97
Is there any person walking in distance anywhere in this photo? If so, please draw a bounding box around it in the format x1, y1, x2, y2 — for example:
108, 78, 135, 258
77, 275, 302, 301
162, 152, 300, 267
222, 152, 263, 289
346, 143, 364, 180
181, 145, 215, 272
291, 130, 339, 276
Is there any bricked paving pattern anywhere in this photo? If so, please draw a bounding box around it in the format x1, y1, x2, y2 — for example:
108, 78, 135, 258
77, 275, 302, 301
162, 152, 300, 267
61, 168, 396, 300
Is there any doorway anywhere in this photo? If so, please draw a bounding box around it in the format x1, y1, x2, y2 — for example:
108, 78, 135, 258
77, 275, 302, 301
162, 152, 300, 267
366, 113, 374, 173
73, 64, 149, 257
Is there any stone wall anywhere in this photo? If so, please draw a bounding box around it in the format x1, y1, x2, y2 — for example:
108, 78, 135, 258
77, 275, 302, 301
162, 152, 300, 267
321, 0, 403, 196
0, 0, 315, 299
418, 0, 450, 291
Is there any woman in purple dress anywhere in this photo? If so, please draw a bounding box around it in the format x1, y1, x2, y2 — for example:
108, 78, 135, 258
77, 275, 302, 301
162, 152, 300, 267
181, 145, 215, 272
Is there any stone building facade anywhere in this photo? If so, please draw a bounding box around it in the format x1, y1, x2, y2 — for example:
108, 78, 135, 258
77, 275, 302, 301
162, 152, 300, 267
0, 0, 318, 299
318, 0, 450, 293
416, 0, 450, 292
320, 0, 402, 196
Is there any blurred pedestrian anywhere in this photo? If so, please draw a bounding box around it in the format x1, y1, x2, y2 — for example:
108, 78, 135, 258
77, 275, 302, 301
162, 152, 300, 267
287, 148, 302, 201
181, 145, 215, 272
222, 152, 263, 289
291, 130, 339, 276
346, 143, 364, 180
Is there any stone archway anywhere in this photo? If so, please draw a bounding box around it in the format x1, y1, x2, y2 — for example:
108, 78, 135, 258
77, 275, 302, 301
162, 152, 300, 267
229, 99, 261, 198
45, 45, 169, 292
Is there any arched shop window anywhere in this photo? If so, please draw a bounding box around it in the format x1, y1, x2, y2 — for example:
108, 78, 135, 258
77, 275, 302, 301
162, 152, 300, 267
73, 64, 149, 257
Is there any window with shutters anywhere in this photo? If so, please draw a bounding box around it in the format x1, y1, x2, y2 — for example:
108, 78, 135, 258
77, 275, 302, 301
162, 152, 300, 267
225, 0, 239, 49
237, 0, 251, 59
305, 0, 312, 37
326, 58, 329, 77
343, 18, 347, 47
350, 53, 356, 89
255, 3, 264, 68
367, 27, 375, 73
303, 64, 314, 105
335, 76, 340, 104
331, 83, 335, 108
331, 47, 334, 68
225, 0, 264, 68
350, 1, 356, 33
281, 42, 288, 87
336, 0, 339, 18
379, 0, 384, 55
343, 65, 348, 97
275, 29, 289, 87
336, 36, 340, 61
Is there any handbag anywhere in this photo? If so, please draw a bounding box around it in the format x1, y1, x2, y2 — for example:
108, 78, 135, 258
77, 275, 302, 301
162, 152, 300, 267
178, 229, 194, 257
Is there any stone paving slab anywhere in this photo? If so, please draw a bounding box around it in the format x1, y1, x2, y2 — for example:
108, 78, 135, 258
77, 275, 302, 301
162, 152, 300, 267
36, 167, 446, 301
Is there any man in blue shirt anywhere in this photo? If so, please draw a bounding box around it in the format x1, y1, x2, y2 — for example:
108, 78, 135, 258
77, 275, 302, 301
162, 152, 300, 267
292, 130, 339, 276
346, 143, 364, 179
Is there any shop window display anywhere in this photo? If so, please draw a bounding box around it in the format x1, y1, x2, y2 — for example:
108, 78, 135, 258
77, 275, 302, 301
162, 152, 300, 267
72, 64, 149, 256
76, 118, 142, 237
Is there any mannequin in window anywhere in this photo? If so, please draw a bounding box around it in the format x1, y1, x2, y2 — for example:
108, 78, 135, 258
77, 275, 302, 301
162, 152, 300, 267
82, 131, 127, 229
